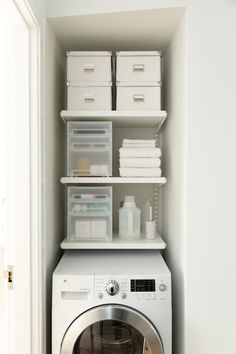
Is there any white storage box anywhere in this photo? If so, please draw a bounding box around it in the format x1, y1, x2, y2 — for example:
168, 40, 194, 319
67, 121, 112, 177
67, 83, 112, 110
116, 82, 161, 110
67, 186, 112, 241
116, 51, 161, 83
67, 51, 112, 83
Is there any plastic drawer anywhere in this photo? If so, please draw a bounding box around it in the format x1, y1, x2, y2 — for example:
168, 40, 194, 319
67, 186, 112, 241
67, 122, 112, 177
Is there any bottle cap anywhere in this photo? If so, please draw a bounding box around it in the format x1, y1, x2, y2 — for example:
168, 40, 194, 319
124, 195, 136, 207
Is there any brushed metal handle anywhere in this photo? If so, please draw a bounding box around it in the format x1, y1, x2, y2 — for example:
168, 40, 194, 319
133, 64, 145, 72
83, 94, 95, 102
133, 94, 145, 102
83, 64, 95, 72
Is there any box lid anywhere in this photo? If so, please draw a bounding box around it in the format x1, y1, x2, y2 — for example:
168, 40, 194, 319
116, 81, 161, 87
116, 51, 161, 57
67, 81, 112, 87
67, 51, 112, 57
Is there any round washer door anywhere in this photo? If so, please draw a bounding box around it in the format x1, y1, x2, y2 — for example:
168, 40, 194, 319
61, 305, 163, 354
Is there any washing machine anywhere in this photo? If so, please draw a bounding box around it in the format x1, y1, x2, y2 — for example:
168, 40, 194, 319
52, 250, 171, 354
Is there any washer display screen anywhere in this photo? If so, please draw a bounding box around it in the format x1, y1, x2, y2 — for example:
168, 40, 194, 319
130, 279, 155, 292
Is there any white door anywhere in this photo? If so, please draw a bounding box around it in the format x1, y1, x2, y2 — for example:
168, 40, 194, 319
0, 1, 41, 353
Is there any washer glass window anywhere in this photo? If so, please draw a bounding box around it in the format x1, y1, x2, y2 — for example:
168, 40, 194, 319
73, 319, 145, 353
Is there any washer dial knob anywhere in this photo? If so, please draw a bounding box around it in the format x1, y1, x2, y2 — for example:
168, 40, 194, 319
106, 280, 119, 296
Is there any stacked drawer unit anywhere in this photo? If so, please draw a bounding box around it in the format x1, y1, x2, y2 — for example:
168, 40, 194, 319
66, 51, 112, 110
116, 51, 161, 110
67, 121, 112, 177
67, 186, 112, 241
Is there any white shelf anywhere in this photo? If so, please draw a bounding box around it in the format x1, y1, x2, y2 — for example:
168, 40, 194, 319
60, 232, 166, 250
61, 176, 167, 185
61, 110, 167, 130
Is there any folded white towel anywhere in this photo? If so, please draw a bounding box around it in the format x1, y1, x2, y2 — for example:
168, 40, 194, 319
123, 139, 156, 144
119, 168, 162, 177
119, 147, 161, 158
120, 157, 161, 168
123, 143, 155, 149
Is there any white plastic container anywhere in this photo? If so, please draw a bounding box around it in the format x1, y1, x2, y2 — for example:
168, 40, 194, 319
119, 196, 141, 240
67, 83, 112, 110
67, 186, 112, 241
116, 51, 161, 83
116, 82, 161, 110
67, 51, 112, 83
67, 121, 112, 177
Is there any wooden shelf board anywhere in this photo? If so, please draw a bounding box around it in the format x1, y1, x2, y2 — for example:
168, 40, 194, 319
61, 110, 167, 129
60, 232, 166, 250
60, 176, 167, 185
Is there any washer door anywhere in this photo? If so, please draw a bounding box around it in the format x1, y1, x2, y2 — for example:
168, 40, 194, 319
61, 305, 163, 354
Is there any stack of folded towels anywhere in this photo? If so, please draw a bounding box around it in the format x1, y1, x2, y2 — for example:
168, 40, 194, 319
119, 139, 161, 177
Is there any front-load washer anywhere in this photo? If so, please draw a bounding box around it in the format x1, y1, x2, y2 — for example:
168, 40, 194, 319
52, 250, 171, 354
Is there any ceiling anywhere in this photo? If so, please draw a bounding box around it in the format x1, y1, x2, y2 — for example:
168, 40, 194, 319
49, 7, 185, 53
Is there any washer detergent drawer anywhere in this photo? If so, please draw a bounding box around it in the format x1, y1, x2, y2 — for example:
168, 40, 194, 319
52, 275, 94, 307
61, 305, 164, 354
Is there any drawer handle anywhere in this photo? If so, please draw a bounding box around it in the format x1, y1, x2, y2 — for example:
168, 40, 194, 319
83, 64, 95, 72
133, 64, 145, 72
83, 94, 95, 102
133, 94, 145, 102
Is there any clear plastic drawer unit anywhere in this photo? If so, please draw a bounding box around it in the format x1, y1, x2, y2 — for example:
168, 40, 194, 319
67, 121, 112, 177
67, 186, 112, 241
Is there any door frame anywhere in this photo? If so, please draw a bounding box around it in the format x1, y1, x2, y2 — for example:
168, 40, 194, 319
13, 1, 42, 353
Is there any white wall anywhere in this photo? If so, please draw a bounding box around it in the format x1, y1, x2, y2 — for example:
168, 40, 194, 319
186, 1, 236, 353
42, 20, 65, 354
27, 0, 45, 23
162, 13, 187, 354
46, 0, 187, 17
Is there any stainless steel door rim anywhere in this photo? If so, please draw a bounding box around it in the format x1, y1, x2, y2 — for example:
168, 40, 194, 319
61, 304, 164, 354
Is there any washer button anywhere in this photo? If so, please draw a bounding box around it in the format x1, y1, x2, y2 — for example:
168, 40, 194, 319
159, 284, 167, 292
97, 293, 103, 299
121, 293, 127, 299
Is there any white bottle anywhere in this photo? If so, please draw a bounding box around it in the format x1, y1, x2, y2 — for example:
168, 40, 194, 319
119, 196, 141, 240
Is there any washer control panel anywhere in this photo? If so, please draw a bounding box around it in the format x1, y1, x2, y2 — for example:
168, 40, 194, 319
95, 275, 170, 305
106, 280, 119, 296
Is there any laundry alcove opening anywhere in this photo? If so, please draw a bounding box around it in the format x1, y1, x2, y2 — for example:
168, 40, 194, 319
43, 6, 186, 354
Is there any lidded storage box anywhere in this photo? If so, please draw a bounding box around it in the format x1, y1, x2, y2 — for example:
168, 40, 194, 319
67, 186, 112, 241
67, 51, 112, 83
116, 51, 161, 110
116, 51, 161, 83
67, 121, 112, 177
66, 51, 112, 110
67, 83, 112, 110
116, 82, 161, 110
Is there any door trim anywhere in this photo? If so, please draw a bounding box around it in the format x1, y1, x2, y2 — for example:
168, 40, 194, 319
13, 1, 42, 354
61, 304, 164, 354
